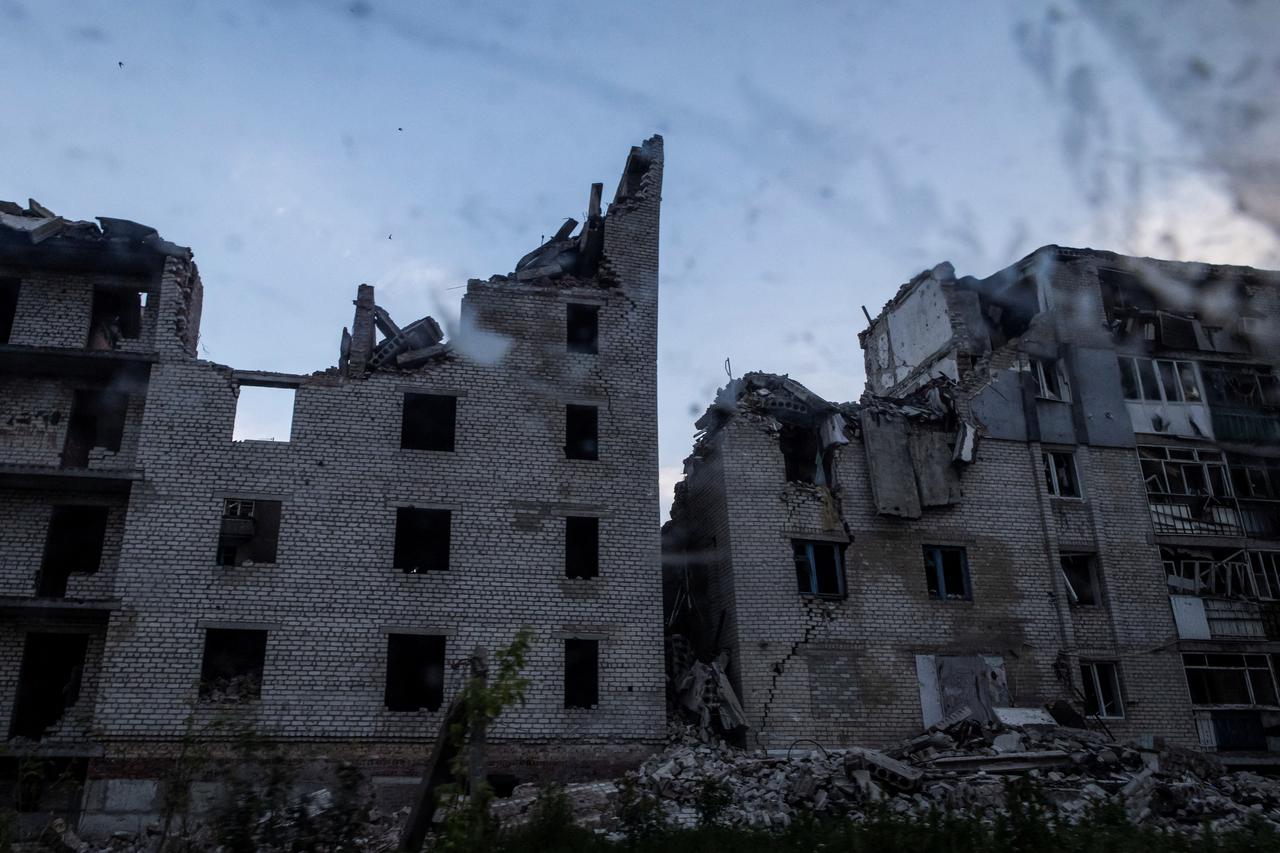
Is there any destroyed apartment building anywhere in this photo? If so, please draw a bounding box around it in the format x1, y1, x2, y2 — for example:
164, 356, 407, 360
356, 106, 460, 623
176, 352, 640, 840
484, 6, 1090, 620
665, 245, 1280, 764
0, 136, 666, 834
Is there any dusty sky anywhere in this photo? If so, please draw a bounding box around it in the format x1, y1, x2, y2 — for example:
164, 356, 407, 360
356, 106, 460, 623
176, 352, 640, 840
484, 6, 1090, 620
2, 0, 1277, 518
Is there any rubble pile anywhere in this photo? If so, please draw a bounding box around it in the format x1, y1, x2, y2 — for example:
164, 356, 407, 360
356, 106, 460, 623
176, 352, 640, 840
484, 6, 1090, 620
620, 717, 1280, 835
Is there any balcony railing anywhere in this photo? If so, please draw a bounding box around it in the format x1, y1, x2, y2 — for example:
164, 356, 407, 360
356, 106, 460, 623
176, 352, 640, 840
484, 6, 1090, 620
1147, 493, 1245, 537
1210, 407, 1280, 445
1194, 709, 1269, 752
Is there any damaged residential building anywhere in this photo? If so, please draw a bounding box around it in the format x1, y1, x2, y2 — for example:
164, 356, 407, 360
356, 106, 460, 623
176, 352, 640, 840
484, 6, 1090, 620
1, 136, 665, 833
665, 245, 1280, 764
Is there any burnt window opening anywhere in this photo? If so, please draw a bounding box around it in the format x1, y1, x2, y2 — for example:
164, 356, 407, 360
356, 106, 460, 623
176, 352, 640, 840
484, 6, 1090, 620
1032, 358, 1070, 401
565, 405, 598, 460
564, 638, 599, 709
1060, 553, 1100, 606
1080, 660, 1124, 719
38, 505, 110, 598
87, 287, 142, 350
384, 634, 446, 712
779, 425, 828, 485
792, 540, 846, 598
567, 303, 599, 354
8, 632, 88, 740
923, 545, 971, 601
401, 393, 456, 452
199, 628, 267, 702
394, 507, 451, 572
566, 516, 599, 579
1043, 450, 1081, 498
61, 389, 127, 468
0, 278, 18, 344
217, 498, 281, 567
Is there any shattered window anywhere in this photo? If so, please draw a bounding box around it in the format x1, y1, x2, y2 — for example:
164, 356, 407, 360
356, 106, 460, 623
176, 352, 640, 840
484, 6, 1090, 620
199, 628, 267, 702
565, 516, 599, 579
384, 634, 445, 712
1183, 654, 1278, 707
1032, 358, 1068, 401
564, 638, 599, 709
1060, 553, 1100, 606
1080, 660, 1124, 718
1042, 450, 1081, 498
1119, 357, 1201, 404
791, 540, 845, 598
566, 303, 599, 354
401, 393, 456, 452
1137, 446, 1229, 497
393, 507, 451, 572
565, 405, 598, 460
923, 545, 970, 601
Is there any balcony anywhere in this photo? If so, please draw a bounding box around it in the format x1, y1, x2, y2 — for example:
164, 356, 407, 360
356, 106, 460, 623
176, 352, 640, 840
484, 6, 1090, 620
1194, 709, 1272, 752
1210, 406, 1280, 446
1147, 492, 1244, 537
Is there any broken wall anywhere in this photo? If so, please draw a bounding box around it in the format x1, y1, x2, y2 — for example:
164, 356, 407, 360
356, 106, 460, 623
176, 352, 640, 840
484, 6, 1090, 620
0, 490, 125, 599
861, 269, 957, 394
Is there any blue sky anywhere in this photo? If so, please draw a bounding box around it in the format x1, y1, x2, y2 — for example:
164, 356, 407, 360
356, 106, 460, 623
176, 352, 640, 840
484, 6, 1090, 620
3, 0, 1277, 517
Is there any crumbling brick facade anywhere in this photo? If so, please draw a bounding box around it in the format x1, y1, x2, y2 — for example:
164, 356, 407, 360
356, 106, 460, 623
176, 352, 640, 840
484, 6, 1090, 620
1, 138, 665, 836
667, 246, 1280, 766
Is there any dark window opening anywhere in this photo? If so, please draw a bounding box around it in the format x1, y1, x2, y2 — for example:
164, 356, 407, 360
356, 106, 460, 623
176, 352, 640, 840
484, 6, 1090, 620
1080, 660, 1124, 718
1060, 553, 1100, 606
565, 405, 598, 460
1043, 450, 1080, 497
0, 278, 18, 344
217, 498, 281, 566
792, 540, 846, 597
61, 389, 127, 468
1183, 653, 1278, 707
564, 638, 599, 708
394, 507, 451, 572
199, 628, 267, 702
923, 545, 971, 600
87, 287, 142, 350
401, 393, 456, 452
566, 516, 599, 579
1033, 358, 1068, 400
567, 303, 599, 354
8, 632, 88, 740
780, 425, 833, 484
385, 634, 446, 712
38, 505, 110, 597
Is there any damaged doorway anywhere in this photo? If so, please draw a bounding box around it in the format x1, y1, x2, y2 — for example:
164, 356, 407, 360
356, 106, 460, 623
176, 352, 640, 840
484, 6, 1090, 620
9, 633, 89, 740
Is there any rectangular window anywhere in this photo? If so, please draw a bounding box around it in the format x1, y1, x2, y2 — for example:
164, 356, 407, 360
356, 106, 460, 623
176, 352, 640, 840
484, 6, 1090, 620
401, 393, 456, 451
1032, 358, 1069, 401
565, 516, 599, 579
1043, 450, 1081, 497
1080, 661, 1124, 718
199, 628, 267, 702
923, 546, 971, 601
1138, 445, 1230, 496
565, 404, 598, 460
1163, 547, 1259, 599
1118, 356, 1202, 404
791, 540, 845, 597
87, 287, 142, 350
38, 505, 110, 597
217, 498, 282, 567
0, 278, 18, 344
1060, 553, 1100, 606
393, 507, 451, 572
1183, 653, 1279, 707
564, 638, 599, 708
384, 634, 446, 712
780, 425, 832, 484
8, 633, 88, 740
566, 303, 599, 354
233, 385, 295, 442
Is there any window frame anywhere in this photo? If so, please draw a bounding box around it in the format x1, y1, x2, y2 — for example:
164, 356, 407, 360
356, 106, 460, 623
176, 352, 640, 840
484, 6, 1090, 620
1042, 449, 1082, 498
790, 539, 847, 599
1032, 358, 1070, 402
1118, 356, 1203, 404
1182, 653, 1280, 708
1079, 660, 1125, 719
922, 545, 972, 601
1138, 445, 1231, 497
1059, 552, 1101, 607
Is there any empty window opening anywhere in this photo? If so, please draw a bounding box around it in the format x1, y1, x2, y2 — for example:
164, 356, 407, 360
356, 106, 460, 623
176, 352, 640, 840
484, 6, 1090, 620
1032, 358, 1070, 401
792, 540, 846, 597
1043, 450, 1081, 497
385, 634, 446, 712
61, 389, 127, 468
0, 278, 18, 344
1183, 653, 1278, 707
565, 516, 599, 579
38, 505, 109, 597
565, 405, 598, 460
9, 632, 88, 740
923, 546, 971, 600
401, 393, 456, 451
232, 385, 295, 442
564, 638, 599, 708
780, 425, 833, 485
217, 498, 281, 566
566, 303, 599, 354
394, 507, 451, 572
1060, 553, 1100, 606
87, 287, 142, 350
199, 628, 267, 702
1080, 661, 1124, 718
